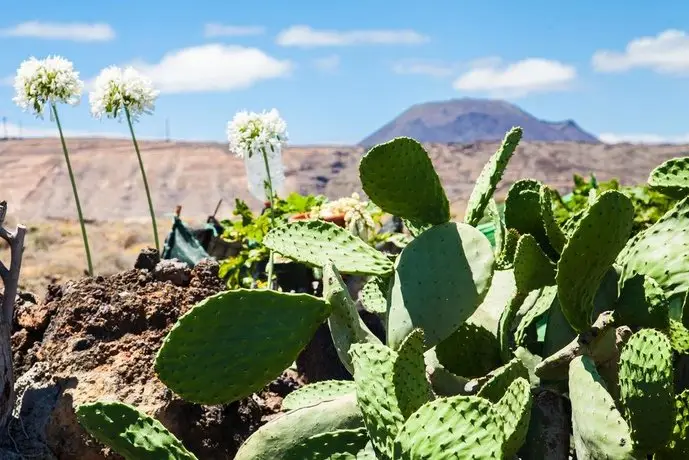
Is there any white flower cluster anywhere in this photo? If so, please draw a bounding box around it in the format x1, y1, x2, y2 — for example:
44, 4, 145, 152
310, 193, 377, 241
13, 56, 83, 117
89, 66, 159, 122
226, 109, 288, 159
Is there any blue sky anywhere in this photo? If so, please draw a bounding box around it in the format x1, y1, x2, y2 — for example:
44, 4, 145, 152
0, 0, 688, 144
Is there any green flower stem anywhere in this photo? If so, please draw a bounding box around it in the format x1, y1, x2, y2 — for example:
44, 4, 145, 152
51, 103, 94, 276
125, 107, 160, 253
261, 147, 276, 289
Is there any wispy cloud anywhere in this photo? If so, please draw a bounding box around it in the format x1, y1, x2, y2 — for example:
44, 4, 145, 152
0, 21, 115, 42
453, 57, 576, 97
276, 25, 429, 47
203, 23, 265, 37
120, 44, 292, 94
592, 29, 689, 74
598, 132, 689, 144
312, 54, 341, 72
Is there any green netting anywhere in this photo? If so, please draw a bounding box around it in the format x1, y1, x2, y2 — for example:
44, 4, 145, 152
161, 216, 212, 267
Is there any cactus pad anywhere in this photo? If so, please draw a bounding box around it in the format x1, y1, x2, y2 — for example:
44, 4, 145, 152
618, 328, 675, 453
387, 222, 494, 350
435, 321, 501, 379
155, 289, 331, 404
464, 126, 523, 226
514, 286, 557, 350
655, 389, 689, 458
494, 377, 532, 458
556, 190, 634, 332
359, 136, 450, 225
513, 234, 556, 293
496, 228, 521, 269
616, 274, 670, 330
263, 220, 393, 276
234, 393, 364, 460
76, 401, 197, 460
669, 319, 689, 353
569, 355, 636, 459
350, 342, 405, 460
504, 179, 555, 258
324, 262, 382, 373
282, 428, 371, 460
392, 395, 504, 459
359, 276, 390, 315
618, 195, 689, 306
282, 380, 357, 411
476, 357, 530, 403
648, 156, 689, 198
393, 329, 433, 418
540, 185, 567, 254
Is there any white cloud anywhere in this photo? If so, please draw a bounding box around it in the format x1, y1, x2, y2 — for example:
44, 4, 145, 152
452, 58, 576, 97
1, 122, 129, 139
592, 29, 689, 74
392, 59, 456, 78
122, 44, 292, 94
203, 23, 265, 37
276, 25, 429, 47
598, 132, 689, 144
0, 21, 115, 42
312, 54, 340, 72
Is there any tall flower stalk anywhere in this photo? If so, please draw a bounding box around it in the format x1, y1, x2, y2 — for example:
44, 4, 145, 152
13, 56, 94, 276
89, 66, 161, 252
227, 109, 288, 289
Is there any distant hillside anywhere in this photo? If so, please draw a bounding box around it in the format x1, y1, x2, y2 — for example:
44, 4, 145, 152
360, 98, 600, 146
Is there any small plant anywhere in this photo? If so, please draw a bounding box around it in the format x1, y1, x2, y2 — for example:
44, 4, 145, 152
13, 56, 94, 275
89, 65, 161, 252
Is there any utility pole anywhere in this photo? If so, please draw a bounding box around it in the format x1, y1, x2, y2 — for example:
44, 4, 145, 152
165, 117, 170, 142
1, 117, 6, 140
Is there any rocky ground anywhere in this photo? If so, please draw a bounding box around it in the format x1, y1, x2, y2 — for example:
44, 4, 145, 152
1, 252, 315, 460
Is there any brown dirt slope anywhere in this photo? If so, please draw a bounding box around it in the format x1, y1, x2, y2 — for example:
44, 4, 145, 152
1, 137, 688, 223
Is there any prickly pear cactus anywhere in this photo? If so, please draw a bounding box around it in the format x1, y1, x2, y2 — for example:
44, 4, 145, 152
618, 328, 675, 453
513, 234, 555, 293
359, 275, 390, 315
76, 401, 198, 460
263, 220, 393, 275
616, 274, 670, 330
280, 428, 371, 460
557, 190, 634, 332
539, 184, 567, 254
493, 377, 532, 458
504, 179, 556, 259
282, 380, 356, 411
434, 322, 501, 379
464, 126, 523, 227
359, 136, 450, 226
386, 222, 494, 350
648, 156, 689, 198
155, 290, 331, 404
655, 389, 689, 459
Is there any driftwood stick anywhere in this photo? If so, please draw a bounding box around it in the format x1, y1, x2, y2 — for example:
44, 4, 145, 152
0, 200, 26, 433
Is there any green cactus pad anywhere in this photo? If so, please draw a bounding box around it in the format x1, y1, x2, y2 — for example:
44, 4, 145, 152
513, 234, 556, 293
392, 395, 503, 459
263, 220, 393, 276
358, 276, 390, 315
393, 329, 433, 418
387, 222, 494, 350
648, 156, 689, 198
464, 127, 523, 227
539, 185, 567, 255
402, 218, 431, 237
569, 355, 636, 459
282, 428, 370, 460
616, 274, 670, 329
282, 381, 357, 412
476, 357, 530, 403
514, 286, 556, 350
618, 195, 689, 306
542, 287, 577, 360
494, 377, 532, 458
356, 442, 377, 460
498, 291, 527, 362
496, 228, 521, 269
655, 389, 689, 458
324, 262, 382, 373
234, 393, 364, 460
618, 328, 675, 453
359, 137, 450, 225
155, 289, 331, 405
75, 401, 197, 460
668, 319, 689, 353
435, 321, 501, 379
486, 198, 505, 254
350, 343, 404, 460
504, 179, 556, 258
556, 190, 634, 332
